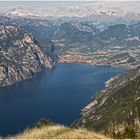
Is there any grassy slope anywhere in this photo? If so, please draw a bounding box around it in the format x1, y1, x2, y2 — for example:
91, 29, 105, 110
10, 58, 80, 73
10, 124, 107, 139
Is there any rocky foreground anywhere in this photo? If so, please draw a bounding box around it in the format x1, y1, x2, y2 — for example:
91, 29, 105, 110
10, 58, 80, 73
0, 25, 56, 87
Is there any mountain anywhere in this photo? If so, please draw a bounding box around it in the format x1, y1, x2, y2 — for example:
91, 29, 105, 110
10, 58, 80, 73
98, 23, 140, 46
1, 1, 140, 35
56, 22, 140, 68
53, 21, 99, 47
73, 67, 140, 138
1, 1, 140, 20
0, 16, 58, 62
0, 25, 56, 87
0, 16, 58, 43
98, 24, 129, 41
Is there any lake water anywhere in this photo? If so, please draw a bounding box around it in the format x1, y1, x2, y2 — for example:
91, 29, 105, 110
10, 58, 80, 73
0, 63, 126, 136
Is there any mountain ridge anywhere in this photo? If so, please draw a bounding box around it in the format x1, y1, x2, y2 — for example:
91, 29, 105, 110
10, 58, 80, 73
0, 25, 56, 87
73, 66, 140, 137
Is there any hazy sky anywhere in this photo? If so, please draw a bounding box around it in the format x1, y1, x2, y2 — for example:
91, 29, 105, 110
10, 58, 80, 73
0, 1, 139, 16
0, 1, 139, 7
0, 1, 94, 7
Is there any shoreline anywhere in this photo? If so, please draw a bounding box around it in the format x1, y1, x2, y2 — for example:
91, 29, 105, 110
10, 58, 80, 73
58, 59, 131, 70
0, 61, 129, 137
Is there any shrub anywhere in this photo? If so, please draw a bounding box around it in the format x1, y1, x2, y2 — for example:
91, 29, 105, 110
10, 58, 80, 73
112, 127, 137, 139
123, 127, 137, 139
34, 118, 54, 128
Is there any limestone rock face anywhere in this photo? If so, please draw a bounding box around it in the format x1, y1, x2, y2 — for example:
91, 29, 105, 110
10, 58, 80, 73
0, 25, 56, 87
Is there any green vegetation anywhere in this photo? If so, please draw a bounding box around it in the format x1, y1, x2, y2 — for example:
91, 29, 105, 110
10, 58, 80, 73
75, 71, 140, 139
112, 127, 137, 139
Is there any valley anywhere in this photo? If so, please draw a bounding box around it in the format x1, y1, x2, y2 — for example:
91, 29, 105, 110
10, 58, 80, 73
0, 1, 140, 139
53, 22, 140, 69
58, 47, 140, 69
0, 63, 125, 136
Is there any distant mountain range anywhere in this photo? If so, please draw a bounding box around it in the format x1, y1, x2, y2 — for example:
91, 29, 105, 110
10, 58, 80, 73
0, 1, 140, 20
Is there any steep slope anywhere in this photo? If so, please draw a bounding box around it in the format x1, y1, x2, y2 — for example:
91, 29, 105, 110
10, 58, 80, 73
74, 67, 140, 136
98, 23, 140, 47
52, 21, 100, 53
9, 120, 107, 139
53, 21, 99, 42
0, 25, 56, 87
0, 16, 57, 58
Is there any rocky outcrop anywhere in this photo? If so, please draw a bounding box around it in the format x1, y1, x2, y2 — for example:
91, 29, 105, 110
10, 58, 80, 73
0, 25, 56, 87
73, 67, 140, 134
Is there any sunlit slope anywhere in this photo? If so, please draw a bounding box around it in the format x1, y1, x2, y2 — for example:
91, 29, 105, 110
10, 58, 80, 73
10, 121, 107, 139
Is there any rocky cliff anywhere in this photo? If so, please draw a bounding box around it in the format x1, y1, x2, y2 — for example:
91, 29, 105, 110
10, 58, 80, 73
73, 67, 140, 136
0, 25, 56, 87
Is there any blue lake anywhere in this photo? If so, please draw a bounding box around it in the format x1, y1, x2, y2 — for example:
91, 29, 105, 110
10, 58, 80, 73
0, 63, 126, 136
